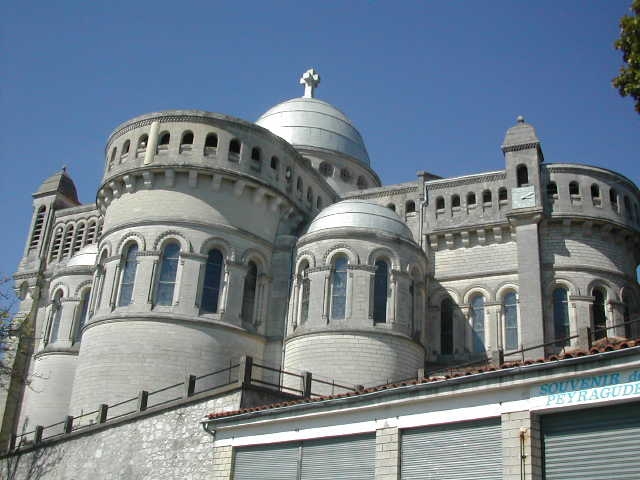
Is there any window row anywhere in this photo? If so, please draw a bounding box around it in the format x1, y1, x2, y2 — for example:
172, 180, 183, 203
49, 219, 102, 262
546, 180, 639, 220
44, 288, 91, 346
386, 200, 417, 215
318, 161, 369, 190
96, 243, 263, 325
434, 188, 508, 212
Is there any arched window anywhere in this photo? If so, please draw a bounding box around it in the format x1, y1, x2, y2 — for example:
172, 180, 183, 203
95, 250, 108, 311
299, 261, 310, 325
340, 168, 352, 182
498, 187, 508, 202
158, 132, 170, 151
86, 221, 97, 245
357, 176, 368, 189
306, 187, 313, 203
590, 184, 600, 203
373, 259, 389, 323
73, 223, 85, 253
592, 288, 607, 339
436, 196, 445, 210
241, 261, 258, 324
440, 298, 454, 355
137, 134, 148, 156
451, 194, 460, 208
405, 200, 416, 213
201, 249, 223, 313
270, 156, 279, 170
118, 244, 139, 307
121, 140, 130, 161
181, 131, 194, 146
569, 181, 580, 196
610, 188, 619, 212
50, 227, 63, 260
467, 192, 476, 206
547, 182, 558, 198
553, 287, 570, 346
330, 255, 348, 320
74, 288, 91, 343
155, 242, 180, 306
503, 291, 518, 350
482, 190, 492, 204
319, 162, 333, 177
624, 196, 632, 219
387, 203, 396, 212
470, 294, 485, 353
29, 206, 46, 250
516, 165, 528, 187
297, 177, 303, 194
108, 147, 117, 170
62, 225, 74, 258
316, 197, 323, 210
622, 291, 632, 338
229, 138, 241, 155
251, 147, 261, 162
204, 133, 218, 154
48, 290, 63, 344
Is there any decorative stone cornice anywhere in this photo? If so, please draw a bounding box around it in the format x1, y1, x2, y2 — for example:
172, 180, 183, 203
426, 171, 506, 191
501, 142, 539, 153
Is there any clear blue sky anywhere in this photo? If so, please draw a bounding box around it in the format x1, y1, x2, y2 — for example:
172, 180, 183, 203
1, 1, 638, 280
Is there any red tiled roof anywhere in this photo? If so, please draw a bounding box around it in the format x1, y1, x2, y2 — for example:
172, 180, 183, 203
206, 338, 639, 420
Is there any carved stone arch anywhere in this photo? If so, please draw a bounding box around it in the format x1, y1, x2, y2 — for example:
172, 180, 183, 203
153, 230, 192, 253
496, 282, 519, 302
116, 232, 146, 255
200, 236, 235, 261
49, 282, 69, 299
367, 247, 400, 270
97, 241, 112, 261
586, 278, 617, 301
323, 244, 359, 266
74, 280, 94, 297
463, 286, 493, 305
546, 277, 578, 298
240, 248, 270, 271
430, 287, 460, 307
295, 250, 316, 270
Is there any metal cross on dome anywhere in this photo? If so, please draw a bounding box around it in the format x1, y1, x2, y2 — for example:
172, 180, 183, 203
300, 68, 320, 98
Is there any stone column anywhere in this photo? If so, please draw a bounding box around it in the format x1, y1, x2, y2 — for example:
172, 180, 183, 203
501, 410, 542, 480
176, 252, 206, 316
485, 302, 502, 364
609, 300, 626, 337
223, 261, 247, 327
570, 295, 594, 349
509, 214, 545, 359
375, 425, 400, 480
134, 252, 158, 308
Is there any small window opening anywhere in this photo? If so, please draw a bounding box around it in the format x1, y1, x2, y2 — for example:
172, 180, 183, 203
181, 131, 194, 145
270, 156, 279, 169
158, 132, 170, 150
387, 203, 396, 212
316, 197, 323, 210
436, 196, 445, 210
467, 192, 476, 206
307, 187, 313, 202
357, 176, 368, 189
452, 194, 461, 208
610, 189, 619, 212
569, 181, 580, 196
516, 165, 528, 187
319, 162, 333, 177
498, 188, 508, 202
482, 190, 492, 204
405, 200, 416, 213
590, 183, 600, 199
137, 134, 148, 155
340, 168, 352, 182
229, 139, 241, 155
205, 133, 218, 152
297, 177, 303, 193
251, 147, 261, 162
121, 140, 130, 159
547, 182, 558, 197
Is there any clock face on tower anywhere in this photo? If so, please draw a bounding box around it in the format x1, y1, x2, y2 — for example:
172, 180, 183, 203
511, 185, 536, 209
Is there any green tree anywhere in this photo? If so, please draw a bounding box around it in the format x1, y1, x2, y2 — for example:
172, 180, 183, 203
613, 0, 640, 113
0, 275, 18, 389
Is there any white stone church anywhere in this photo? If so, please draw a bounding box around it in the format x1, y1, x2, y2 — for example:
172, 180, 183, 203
1, 69, 639, 479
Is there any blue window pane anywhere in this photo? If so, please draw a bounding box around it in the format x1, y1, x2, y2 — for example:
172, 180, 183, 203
118, 245, 138, 306
553, 288, 570, 346
155, 243, 180, 306
75, 289, 91, 343
241, 262, 258, 323
202, 249, 223, 313
504, 292, 518, 350
331, 256, 348, 320
373, 260, 388, 323
471, 295, 485, 353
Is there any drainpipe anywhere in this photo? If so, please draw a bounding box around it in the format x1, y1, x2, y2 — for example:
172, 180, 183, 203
202, 421, 216, 438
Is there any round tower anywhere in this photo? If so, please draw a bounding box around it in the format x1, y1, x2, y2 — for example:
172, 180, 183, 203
283, 200, 427, 391
69, 109, 337, 416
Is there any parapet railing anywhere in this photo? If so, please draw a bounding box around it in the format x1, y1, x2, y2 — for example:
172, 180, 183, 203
7, 357, 357, 452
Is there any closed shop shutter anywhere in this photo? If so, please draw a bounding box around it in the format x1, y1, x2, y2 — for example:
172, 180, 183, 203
542, 401, 640, 480
300, 434, 375, 480
400, 418, 502, 480
233, 443, 299, 480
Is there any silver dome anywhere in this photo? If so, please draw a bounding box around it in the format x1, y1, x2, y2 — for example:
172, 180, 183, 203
306, 200, 413, 240
256, 97, 370, 166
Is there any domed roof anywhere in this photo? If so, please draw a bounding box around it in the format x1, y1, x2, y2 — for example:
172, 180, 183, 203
34, 168, 79, 203
256, 69, 370, 166
306, 200, 413, 240
65, 244, 98, 268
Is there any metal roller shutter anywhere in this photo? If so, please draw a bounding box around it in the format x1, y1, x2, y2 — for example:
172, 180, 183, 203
300, 434, 375, 480
401, 418, 502, 480
233, 443, 299, 480
542, 401, 640, 480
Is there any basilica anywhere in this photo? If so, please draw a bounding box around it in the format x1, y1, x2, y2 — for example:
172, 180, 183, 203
1, 69, 639, 479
